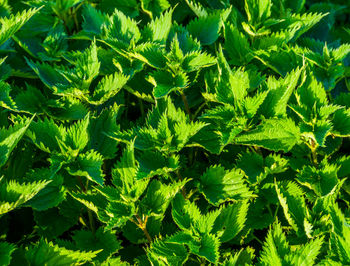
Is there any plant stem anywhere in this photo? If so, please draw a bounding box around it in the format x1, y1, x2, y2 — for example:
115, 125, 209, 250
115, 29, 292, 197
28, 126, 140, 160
266, 204, 273, 217
134, 215, 152, 243
176, 170, 187, 197
141, 226, 152, 243
138, 98, 145, 119
253, 234, 264, 245
180, 90, 191, 120
311, 148, 318, 166
309, 139, 318, 166
76, 177, 95, 234
193, 101, 207, 119
77, 176, 86, 191
88, 209, 95, 234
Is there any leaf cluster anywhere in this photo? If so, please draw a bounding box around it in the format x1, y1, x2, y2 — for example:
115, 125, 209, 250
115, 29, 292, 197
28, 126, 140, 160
0, 0, 350, 265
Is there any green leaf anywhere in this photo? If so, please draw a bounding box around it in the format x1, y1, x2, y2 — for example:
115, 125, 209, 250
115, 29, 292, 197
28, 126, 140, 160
172, 194, 202, 232
288, 237, 324, 266
0, 179, 49, 215
90, 72, 128, 104
0, 8, 40, 46
111, 142, 150, 201
259, 221, 289, 266
62, 42, 100, 87
148, 70, 188, 98
286, 12, 329, 41
88, 105, 120, 158
223, 247, 255, 266
141, 0, 171, 18
259, 67, 303, 118
27, 118, 64, 153
190, 234, 220, 264
72, 228, 121, 262
131, 42, 167, 69
187, 12, 222, 45
245, 0, 271, 25
216, 48, 249, 104
25, 239, 99, 265
136, 150, 180, 179
15, 85, 47, 114
82, 4, 108, 35
235, 118, 300, 152
168, 231, 220, 263
332, 108, 350, 137
0, 81, 16, 111
104, 201, 136, 230
104, 9, 141, 46
182, 50, 216, 72
26, 168, 66, 211
211, 201, 249, 242
140, 179, 185, 217
184, 0, 208, 17
66, 150, 105, 186
0, 117, 33, 167
70, 191, 107, 217
224, 23, 252, 66
297, 161, 340, 197
0, 242, 16, 266
198, 165, 252, 206
25, 59, 70, 92
337, 155, 350, 178
143, 8, 173, 44
147, 238, 189, 266
33, 199, 81, 239
275, 181, 307, 236
64, 114, 90, 152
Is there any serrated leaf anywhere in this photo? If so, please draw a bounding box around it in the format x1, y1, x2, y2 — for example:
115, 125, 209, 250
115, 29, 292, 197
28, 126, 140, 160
27, 118, 64, 153
259, 67, 303, 118
147, 238, 189, 266
211, 201, 249, 242
104, 9, 140, 46
245, 0, 271, 25
88, 105, 120, 158
0, 179, 49, 215
187, 13, 222, 45
25, 239, 99, 265
144, 8, 173, 44
275, 181, 307, 236
66, 150, 105, 186
0, 117, 33, 167
72, 228, 121, 262
198, 165, 252, 206
90, 72, 129, 104
216, 48, 249, 104
141, 0, 171, 18
0, 242, 16, 265
259, 221, 289, 266
224, 23, 252, 66
148, 70, 188, 98
64, 114, 90, 152
141, 179, 185, 217
26, 168, 66, 211
0, 8, 40, 46
181, 50, 216, 72
235, 118, 300, 152
332, 108, 350, 137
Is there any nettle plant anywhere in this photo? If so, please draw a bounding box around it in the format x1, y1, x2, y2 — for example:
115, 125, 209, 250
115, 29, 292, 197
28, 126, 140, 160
0, 0, 350, 265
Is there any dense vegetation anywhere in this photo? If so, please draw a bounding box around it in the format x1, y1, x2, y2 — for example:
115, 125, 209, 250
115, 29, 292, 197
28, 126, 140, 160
1, 0, 350, 265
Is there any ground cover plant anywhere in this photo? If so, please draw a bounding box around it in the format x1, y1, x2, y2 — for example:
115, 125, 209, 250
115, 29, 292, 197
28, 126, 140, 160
0, 0, 350, 265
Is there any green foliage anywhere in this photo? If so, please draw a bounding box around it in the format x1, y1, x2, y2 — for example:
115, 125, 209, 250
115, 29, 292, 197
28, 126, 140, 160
0, 0, 349, 265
